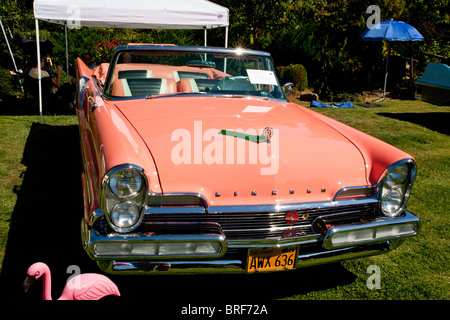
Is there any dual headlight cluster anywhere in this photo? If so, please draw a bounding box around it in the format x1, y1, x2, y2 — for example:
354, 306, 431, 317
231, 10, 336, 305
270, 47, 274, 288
101, 161, 414, 231
380, 160, 416, 217
103, 165, 148, 233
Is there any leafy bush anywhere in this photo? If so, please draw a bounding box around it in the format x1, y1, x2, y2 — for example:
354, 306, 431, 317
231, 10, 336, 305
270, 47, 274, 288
0, 67, 17, 98
94, 39, 125, 64
334, 91, 364, 102
313, 81, 363, 102
276, 66, 286, 84
277, 64, 308, 91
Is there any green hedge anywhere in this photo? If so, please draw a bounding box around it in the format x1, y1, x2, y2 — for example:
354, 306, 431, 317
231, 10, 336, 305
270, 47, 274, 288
276, 64, 308, 91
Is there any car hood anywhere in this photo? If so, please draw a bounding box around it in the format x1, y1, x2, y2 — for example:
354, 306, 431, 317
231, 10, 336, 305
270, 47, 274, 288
114, 97, 367, 206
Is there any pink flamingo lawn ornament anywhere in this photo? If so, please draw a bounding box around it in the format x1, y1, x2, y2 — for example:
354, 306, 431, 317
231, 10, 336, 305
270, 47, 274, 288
23, 262, 120, 300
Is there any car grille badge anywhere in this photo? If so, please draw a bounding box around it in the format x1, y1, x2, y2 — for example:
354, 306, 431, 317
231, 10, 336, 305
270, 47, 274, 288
285, 211, 299, 226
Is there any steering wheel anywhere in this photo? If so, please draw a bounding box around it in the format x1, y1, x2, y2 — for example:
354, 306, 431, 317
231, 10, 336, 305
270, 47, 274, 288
210, 76, 257, 92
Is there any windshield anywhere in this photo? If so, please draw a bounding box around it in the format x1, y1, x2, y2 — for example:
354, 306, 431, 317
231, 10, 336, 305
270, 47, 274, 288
104, 47, 285, 100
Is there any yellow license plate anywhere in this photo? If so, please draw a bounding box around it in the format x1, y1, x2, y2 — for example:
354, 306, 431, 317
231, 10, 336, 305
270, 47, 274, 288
247, 246, 297, 273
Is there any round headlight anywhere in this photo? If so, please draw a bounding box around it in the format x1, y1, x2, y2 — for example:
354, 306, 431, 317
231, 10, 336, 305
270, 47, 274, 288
381, 189, 403, 216
385, 164, 409, 189
109, 168, 143, 199
379, 161, 416, 217
110, 201, 140, 229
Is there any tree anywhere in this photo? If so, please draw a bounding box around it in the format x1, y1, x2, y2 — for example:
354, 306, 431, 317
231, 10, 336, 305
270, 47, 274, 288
216, 0, 289, 50
1, 0, 448, 99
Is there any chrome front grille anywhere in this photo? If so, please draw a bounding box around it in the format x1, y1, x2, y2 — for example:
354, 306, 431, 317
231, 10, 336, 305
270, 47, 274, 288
142, 201, 379, 240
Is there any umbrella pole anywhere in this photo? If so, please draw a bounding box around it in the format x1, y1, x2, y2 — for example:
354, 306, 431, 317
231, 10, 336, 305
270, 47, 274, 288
377, 41, 391, 102
382, 46, 389, 99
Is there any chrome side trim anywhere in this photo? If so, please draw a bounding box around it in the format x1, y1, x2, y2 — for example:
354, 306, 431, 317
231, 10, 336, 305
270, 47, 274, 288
77, 115, 91, 206
116, 44, 272, 57
227, 234, 321, 248
206, 197, 378, 214
145, 207, 206, 214
147, 192, 208, 210
87, 208, 104, 227
143, 196, 378, 215
333, 186, 377, 201
107, 260, 244, 274
77, 76, 90, 110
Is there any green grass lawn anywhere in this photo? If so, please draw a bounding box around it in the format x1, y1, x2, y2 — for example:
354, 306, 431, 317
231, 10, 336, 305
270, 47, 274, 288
291, 100, 449, 300
0, 98, 448, 301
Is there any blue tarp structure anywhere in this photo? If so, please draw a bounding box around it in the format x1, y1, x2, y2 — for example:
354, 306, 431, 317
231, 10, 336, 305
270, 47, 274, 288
416, 62, 450, 90
416, 62, 450, 106
310, 100, 354, 108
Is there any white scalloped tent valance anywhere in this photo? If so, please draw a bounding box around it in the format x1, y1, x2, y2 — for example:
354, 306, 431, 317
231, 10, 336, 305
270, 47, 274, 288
33, 0, 229, 29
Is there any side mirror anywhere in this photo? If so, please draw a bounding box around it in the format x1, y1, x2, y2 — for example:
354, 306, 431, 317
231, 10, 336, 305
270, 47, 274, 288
283, 82, 294, 96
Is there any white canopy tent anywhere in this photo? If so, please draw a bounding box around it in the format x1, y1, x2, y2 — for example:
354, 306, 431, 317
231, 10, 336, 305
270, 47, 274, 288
33, 0, 229, 123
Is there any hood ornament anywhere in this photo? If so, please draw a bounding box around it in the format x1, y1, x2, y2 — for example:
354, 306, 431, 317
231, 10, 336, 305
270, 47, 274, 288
262, 127, 274, 143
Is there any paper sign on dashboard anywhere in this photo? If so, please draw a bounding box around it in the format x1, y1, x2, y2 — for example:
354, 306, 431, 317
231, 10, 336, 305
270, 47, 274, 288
246, 69, 278, 86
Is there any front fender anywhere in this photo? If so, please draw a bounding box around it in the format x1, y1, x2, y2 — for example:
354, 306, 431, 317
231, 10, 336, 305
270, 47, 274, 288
298, 106, 414, 185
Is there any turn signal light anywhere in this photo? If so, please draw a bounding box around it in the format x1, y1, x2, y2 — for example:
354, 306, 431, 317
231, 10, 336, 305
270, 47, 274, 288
325, 222, 419, 249
94, 241, 222, 257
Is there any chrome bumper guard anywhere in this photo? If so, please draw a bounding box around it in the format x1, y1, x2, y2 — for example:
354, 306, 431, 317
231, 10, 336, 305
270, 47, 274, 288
82, 211, 419, 274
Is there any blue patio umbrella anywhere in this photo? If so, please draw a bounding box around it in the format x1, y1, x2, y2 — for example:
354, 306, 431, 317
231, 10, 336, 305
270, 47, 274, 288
360, 20, 424, 101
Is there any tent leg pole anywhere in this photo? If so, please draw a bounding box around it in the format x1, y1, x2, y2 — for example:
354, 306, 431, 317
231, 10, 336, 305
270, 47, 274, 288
0, 18, 19, 71
224, 27, 228, 73
35, 18, 43, 124
1, 18, 24, 93
65, 24, 70, 83
225, 26, 228, 48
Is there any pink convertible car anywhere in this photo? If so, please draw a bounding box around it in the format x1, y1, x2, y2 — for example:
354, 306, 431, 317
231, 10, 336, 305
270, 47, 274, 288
77, 45, 419, 274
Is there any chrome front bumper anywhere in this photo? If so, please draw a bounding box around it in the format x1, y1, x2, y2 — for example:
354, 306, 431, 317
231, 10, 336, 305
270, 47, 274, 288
82, 211, 419, 275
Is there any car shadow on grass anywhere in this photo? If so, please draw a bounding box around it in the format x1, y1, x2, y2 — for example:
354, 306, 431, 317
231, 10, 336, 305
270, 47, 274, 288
0, 121, 92, 301
105, 263, 356, 302
0, 95, 75, 116
0, 121, 356, 302
0, 96, 36, 116
377, 112, 449, 135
